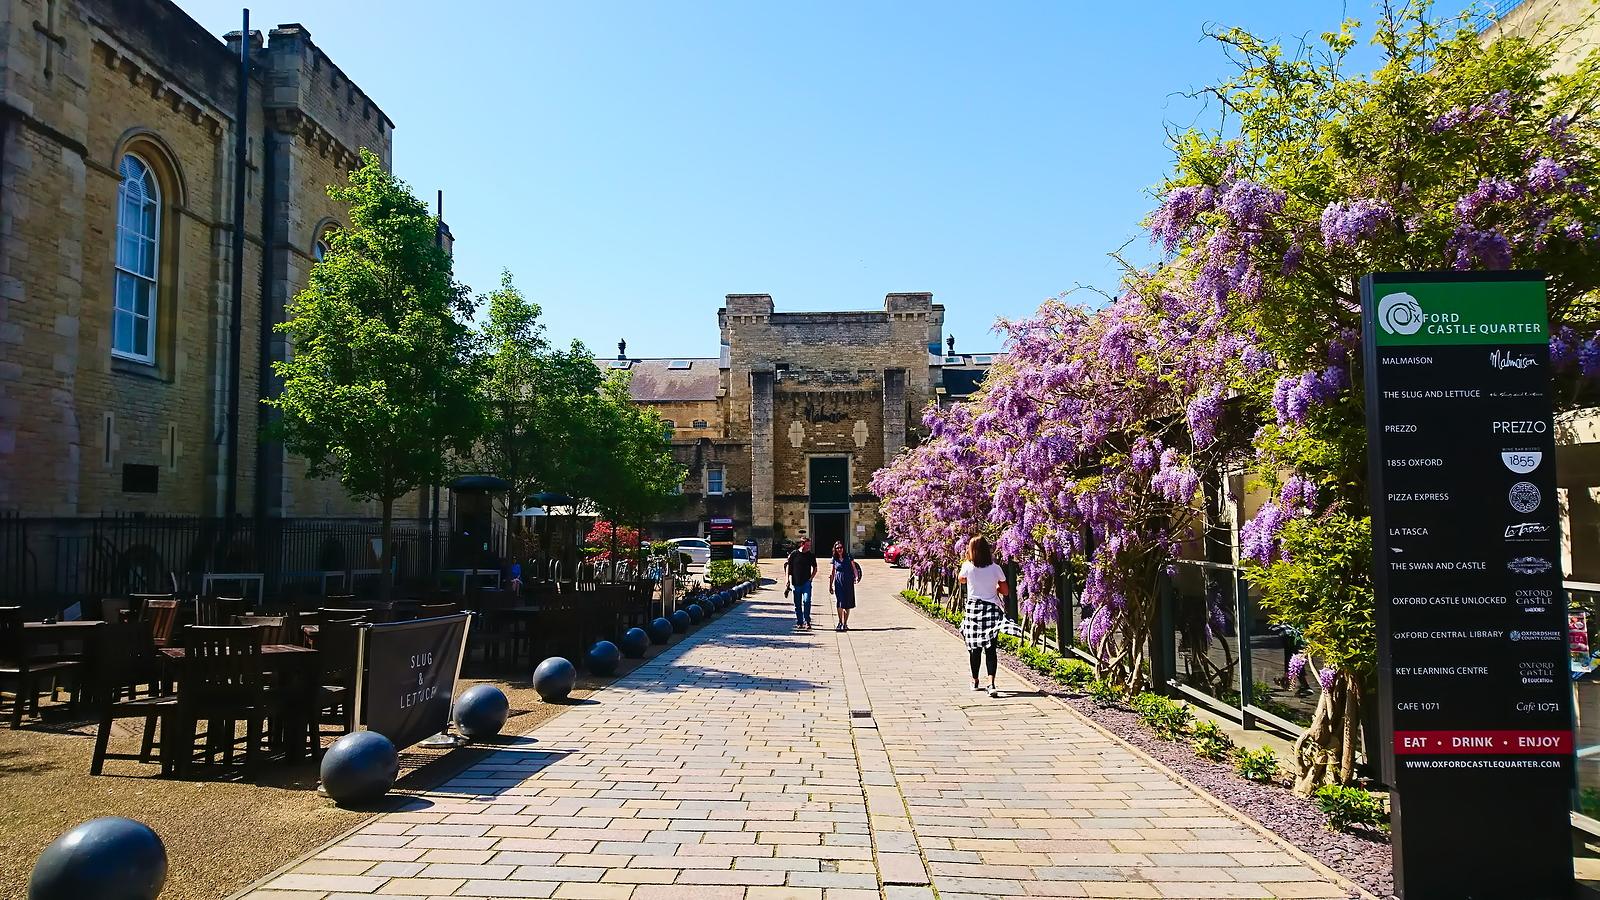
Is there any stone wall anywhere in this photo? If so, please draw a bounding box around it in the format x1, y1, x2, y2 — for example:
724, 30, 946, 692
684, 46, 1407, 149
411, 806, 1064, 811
0, 0, 417, 519
1486, 0, 1600, 75
713, 292, 939, 551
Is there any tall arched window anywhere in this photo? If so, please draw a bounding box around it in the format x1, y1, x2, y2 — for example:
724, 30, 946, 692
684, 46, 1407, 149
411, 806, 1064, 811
313, 238, 329, 262
113, 154, 160, 361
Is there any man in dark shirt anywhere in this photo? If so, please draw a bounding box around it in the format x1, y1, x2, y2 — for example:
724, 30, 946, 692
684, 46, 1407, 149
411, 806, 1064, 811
784, 539, 818, 630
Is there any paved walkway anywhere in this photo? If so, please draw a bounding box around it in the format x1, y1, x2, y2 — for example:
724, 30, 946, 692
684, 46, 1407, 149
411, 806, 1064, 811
240, 562, 1354, 900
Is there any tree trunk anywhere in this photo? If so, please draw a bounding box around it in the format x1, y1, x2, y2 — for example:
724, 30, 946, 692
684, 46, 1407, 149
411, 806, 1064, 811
379, 495, 395, 603
1291, 670, 1364, 794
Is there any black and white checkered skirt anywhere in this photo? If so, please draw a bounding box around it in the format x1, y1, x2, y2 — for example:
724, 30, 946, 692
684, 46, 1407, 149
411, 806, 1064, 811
961, 597, 1021, 650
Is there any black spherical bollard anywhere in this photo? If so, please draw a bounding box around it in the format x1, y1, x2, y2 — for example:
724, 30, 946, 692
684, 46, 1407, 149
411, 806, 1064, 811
320, 731, 398, 807
684, 604, 704, 624
587, 640, 622, 675
29, 817, 166, 900
533, 657, 577, 702
620, 627, 650, 658
669, 609, 691, 633
698, 600, 716, 619
455, 684, 509, 739
647, 617, 673, 644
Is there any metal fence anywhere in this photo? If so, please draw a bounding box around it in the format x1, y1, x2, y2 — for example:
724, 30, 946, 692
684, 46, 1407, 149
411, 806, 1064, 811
0, 513, 446, 614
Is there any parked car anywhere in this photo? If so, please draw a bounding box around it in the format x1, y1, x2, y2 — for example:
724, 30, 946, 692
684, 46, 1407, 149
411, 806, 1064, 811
665, 537, 711, 566
732, 545, 752, 562
883, 541, 906, 568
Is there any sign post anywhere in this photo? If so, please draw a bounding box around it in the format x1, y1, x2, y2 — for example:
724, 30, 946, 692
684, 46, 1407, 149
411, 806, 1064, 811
1362, 271, 1573, 899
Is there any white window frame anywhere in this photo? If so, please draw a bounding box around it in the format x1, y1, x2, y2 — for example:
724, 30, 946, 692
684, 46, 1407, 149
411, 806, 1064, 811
706, 465, 725, 496
112, 154, 160, 363
691, 419, 708, 429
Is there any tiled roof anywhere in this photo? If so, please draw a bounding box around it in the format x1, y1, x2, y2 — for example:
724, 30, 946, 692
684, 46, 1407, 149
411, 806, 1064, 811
596, 357, 721, 402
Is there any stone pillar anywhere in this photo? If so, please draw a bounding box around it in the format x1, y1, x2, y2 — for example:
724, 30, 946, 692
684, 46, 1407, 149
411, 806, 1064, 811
882, 368, 906, 463
750, 369, 775, 543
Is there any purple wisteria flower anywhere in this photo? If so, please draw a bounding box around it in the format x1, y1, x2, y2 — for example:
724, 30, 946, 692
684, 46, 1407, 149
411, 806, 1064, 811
1186, 387, 1225, 447
1528, 157, 1569, 192
1219, 180, 1286, 230
1582, 338, 1600, 379
1150, 184, 1216, 252
1449, 227, 1512, 269
1240, 501, 1288, 565
1317, 667, 1337, 691
1271, 367, 1344, 425
1320, 198, 1394, 248
1456, 178, 1520, 222
1286, 652, 1308, 684
1280, 475, 1317, 511
1551, 326, 1579, 370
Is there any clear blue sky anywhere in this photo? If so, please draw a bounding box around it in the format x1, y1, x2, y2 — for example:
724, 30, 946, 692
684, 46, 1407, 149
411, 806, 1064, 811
177, 1, 1385, 357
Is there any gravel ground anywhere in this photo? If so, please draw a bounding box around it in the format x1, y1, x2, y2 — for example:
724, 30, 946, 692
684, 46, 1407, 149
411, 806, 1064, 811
898, 593, 1394, 900
0, 618, 715, 900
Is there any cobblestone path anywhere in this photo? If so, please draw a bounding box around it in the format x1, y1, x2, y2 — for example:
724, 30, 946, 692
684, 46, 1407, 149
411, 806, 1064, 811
238, 562, 1355, 900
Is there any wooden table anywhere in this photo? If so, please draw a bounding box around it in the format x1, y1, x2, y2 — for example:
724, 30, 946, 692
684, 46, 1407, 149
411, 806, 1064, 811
24, 619, 106, 631
158, 644, 320, 762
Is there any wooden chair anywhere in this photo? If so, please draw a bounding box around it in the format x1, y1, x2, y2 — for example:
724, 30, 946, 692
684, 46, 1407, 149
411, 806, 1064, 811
236, 614, 290, 645
196, 596, 248, 627
171, 625, 266, 778
315, 620, 361, 744
533, 590, 586, 665
0, 606, 84, 727
89, 621, 177, 775
140, 599, 180, 648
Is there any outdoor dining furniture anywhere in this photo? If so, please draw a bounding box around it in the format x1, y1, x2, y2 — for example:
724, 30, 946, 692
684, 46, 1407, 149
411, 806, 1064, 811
235, 614, 291, 645
197, 596, 249, 626
418, 602, 459, 617
2, 607, 92, 727
312, 620, 360, 744
140, 599, 180, 648
89, 620, 177, 776
163, 625, 269, 777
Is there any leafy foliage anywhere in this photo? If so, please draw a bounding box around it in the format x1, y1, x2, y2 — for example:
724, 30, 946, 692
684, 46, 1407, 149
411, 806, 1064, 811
1234, 746, 1281, 783
1190, 719, 1235, 761
1131, 693, 1194, 739
706, 560, 759, 588
474, 271, 606, 535
1086, 679, 1126, 708
268, 150, 479, 597
1312, 784, 1388, 832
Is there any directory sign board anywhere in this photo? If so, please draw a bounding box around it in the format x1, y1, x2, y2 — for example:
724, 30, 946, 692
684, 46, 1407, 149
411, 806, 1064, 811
1362, 271, 1573, 899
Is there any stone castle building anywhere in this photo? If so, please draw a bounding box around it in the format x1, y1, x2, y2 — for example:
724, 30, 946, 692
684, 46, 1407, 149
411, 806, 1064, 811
0, 0, 433, 521
607, 292, 994, 554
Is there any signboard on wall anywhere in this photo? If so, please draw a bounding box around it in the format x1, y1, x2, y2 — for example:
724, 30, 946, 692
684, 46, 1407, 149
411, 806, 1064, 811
360, 614, 471, 751
1362, 271, 1573, 899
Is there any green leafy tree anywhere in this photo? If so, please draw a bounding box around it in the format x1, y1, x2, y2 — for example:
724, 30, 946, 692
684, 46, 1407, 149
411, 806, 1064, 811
577, 376, 685, 527
474, 271, 604, 546
267, 149, 480, 599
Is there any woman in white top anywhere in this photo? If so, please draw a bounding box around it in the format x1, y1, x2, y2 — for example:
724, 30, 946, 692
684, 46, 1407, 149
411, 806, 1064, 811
958, 535, 1018, 697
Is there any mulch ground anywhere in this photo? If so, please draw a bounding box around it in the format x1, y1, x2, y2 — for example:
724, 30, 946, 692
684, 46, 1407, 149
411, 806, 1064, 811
897, 591, 1392, 900
0, 629, 695, 900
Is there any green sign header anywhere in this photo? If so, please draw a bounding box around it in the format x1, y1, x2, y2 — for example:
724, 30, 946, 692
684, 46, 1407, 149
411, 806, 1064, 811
1370, 279, 1548, 347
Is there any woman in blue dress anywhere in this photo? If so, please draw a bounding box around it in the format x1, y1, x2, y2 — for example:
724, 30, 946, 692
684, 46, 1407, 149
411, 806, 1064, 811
827, 541, 863, 631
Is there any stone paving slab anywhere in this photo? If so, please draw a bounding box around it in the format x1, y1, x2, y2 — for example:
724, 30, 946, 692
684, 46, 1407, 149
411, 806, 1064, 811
238, 563, 1355, 899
